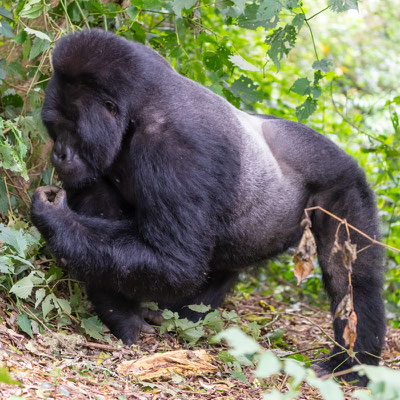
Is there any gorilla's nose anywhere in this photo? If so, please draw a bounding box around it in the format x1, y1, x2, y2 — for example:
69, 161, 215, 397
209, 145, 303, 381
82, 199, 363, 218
52, 142, 72, 167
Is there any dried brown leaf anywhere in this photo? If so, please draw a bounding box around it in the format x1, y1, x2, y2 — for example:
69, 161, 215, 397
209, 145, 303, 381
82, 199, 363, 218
334, 293, 352, 320
116, 349, 217, 380
342, 240, 357, 272
293, 225, 317, 285
343, 311, 358, 354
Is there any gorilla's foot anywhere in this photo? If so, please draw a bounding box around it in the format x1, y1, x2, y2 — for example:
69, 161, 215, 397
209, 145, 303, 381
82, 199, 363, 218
311, 359, 368, 387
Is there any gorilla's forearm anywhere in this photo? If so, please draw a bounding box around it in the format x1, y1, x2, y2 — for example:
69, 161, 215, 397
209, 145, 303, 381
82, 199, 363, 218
33, 207, 209, 298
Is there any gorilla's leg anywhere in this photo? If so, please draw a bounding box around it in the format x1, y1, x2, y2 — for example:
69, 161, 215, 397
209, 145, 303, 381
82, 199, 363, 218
311, 177, 385, 385
86, 286, 157, 345
165, 270, 238, 321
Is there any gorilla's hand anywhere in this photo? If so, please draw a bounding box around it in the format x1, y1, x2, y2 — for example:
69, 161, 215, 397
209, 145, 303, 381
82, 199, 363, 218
31, 186, 69, 239
32, 185, 67, 211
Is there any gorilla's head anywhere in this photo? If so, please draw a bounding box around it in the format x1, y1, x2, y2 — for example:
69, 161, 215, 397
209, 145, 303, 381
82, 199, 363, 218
41, 30, 152, 188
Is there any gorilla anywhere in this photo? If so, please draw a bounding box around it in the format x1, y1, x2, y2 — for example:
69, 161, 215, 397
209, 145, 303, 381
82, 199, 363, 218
30, 29, 385, 385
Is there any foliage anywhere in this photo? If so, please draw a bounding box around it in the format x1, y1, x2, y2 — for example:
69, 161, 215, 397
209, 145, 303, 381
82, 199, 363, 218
0, 0, 399, 392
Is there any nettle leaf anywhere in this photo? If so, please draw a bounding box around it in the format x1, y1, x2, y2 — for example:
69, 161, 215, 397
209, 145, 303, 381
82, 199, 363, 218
290, 77, 311, 96
56, 298, 72, 314
312, 58, 333, 72
172, 0, 197, 17
188, 303, 211, 313
214, 327, 260, 357
35, 288, 46, 308
29, 37, 50, 59
256, 351, 282, 378
257, 0, 282, 21
215, 0, 234, 11
10, 276, 34, 299
20, 0, 44, 19
17, 314, 33, 338
42, 294, 55, 318
0, 6, 13, 20
295, 97, 317, 121
0, 21, 14, 38
81, 316, 104, 340
229, 76, 263, 103
237, 4, 279, 30
0, 224, 37, 257
126, 5, 139, 20
229, 55, 259, 71
24, 27, 51, 42
306, 375, 344, 400
266, 25, 297, 71
329, 0, 359, 12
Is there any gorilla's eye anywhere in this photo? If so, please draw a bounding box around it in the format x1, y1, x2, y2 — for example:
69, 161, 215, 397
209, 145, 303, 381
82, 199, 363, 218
105, 101, 117, 116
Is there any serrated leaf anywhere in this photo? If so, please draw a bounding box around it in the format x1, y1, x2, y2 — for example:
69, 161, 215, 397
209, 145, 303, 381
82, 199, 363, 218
237, 4, 279, 30
290, 78, 311, 96
256, 351, 282, 378
42, 294, 55, 318
20, 1, 44, 19
230, 369, 249, 384
172, 0, 197, 17
284, 359, 306, 387
295, 97, 317, 121
306, 375, 344, 400
218, 350, 238, 363
329, 0, 358, 12
56, 298, 72, 314
29, 37, 50, 60
257, 0, 282, 21
10, 276, 33, 299
0, 225, 29, 256
312, 58, 333, 72
187, 303, 211, 313
214, 327, 260, 357
24, 27, 51, 41
0, 21, 14, 38
229, 55, 259, 71
229, 76, 263, 103
0, 6, 13, 20
126, 5, 139, 20
35, 288, 46, 308
266, 25, 297, 71
81, 316, 104, 340
17, 314, 33, 338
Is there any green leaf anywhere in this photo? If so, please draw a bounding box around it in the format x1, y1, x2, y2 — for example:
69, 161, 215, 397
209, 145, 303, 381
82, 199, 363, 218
230, 369, 249, 384
42, 294, 55, 318
0, 21, 14, 38
0, 256, 13, 273
56, 298, 72, 314
0, 225, 36, 257
229, 55, 259, 71
187, 303, 211, 313
306, 375, 344, 400
295, 97, 317, 121
229, 76, 263, 103
266, 25, 297, 71
24, 28, 51, 41
284, 359, 306, 387
329, 0, 358, 12
256, 351, 282, 378
0, 6, 13, 20
10, 276, 33, 299
237, 4, 279, 30
0, 367, 22, 386
126, 5, 139, 20
218, 350, 238, 363
290, 78, 311, 96
214, 327, 260, 357
81, 316, 104, 340
172, 0, 197, 17
35, 288, 46, 308
20, 0, 44, 19
257, 0, 282, 21
29, 37, 50, 59
17, 314, 33, 338
312, 59, 332, 72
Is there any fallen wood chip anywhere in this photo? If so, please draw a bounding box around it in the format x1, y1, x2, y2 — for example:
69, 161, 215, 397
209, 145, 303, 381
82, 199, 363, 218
116, 349, 218, 380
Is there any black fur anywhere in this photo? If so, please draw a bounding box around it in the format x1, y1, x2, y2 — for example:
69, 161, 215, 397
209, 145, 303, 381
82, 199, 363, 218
30, 29, 385, 385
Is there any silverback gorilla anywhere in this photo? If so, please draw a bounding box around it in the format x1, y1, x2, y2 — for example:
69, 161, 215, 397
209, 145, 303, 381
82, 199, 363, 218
30, 29, 385, 385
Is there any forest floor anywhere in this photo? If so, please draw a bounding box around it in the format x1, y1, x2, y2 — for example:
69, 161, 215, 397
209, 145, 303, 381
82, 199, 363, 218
0, 291, 399, 400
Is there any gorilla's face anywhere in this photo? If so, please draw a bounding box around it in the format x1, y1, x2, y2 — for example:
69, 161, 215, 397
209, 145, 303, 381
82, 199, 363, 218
42, 74, 129, 188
